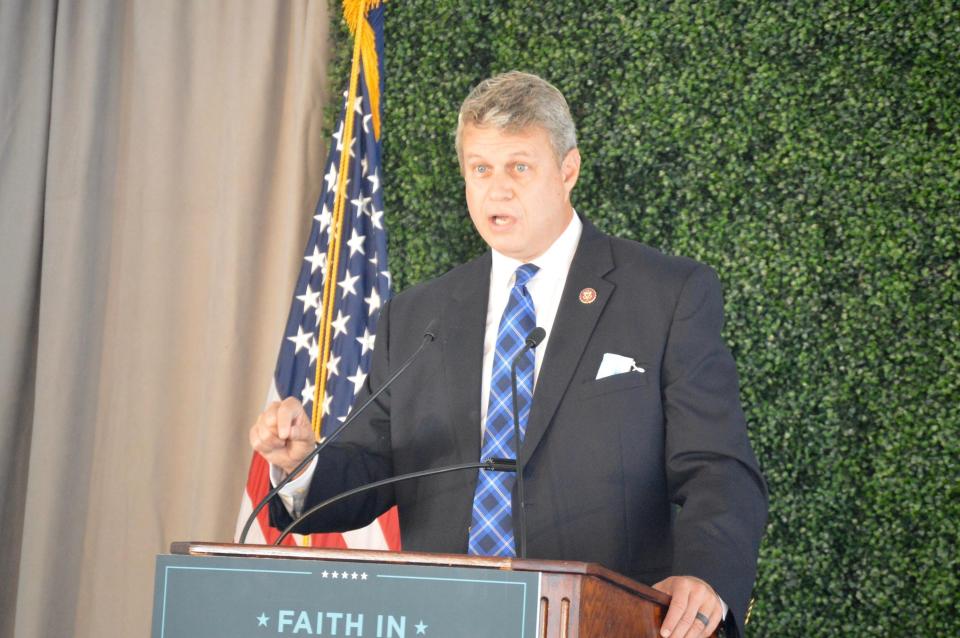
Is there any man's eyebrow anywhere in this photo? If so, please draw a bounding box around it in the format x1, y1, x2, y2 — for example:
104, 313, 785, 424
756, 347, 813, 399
463, 150, 536, 160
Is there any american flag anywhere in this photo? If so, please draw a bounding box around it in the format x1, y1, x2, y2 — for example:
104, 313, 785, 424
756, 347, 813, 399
236, 3, 400, 549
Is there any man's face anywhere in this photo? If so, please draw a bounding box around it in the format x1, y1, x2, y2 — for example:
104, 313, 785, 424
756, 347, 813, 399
460, 124, 580, 262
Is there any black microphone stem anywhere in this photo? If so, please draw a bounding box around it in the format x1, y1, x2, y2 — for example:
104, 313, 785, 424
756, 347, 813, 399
511, 326, 545, 559
510, 358, 526, 558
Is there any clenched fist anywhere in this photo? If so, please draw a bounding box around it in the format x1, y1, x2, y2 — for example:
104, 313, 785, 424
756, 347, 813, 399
248, 397, 316, 476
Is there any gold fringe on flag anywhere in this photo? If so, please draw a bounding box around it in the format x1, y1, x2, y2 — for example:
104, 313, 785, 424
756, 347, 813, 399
343, 0, 383, 140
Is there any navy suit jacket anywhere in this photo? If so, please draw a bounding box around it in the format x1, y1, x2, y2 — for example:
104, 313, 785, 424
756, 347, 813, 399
270, 218, 767, 635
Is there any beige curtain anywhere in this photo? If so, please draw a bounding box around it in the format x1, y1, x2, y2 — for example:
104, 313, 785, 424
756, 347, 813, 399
0, 1, 331, 635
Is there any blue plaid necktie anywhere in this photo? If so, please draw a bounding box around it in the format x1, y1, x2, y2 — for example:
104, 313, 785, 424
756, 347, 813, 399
468, 263, 539, 557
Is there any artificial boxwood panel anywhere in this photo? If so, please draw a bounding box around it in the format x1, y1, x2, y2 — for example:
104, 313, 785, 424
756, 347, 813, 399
324, 1, 958, 635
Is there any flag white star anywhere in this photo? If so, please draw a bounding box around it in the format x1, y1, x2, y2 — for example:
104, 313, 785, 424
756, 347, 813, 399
353, 96, 364, 114
361, 157, 369, 176
324, 163, 338, 191
332, 121, 345, 150
356, 328, 376, 356
367, 168, 380, 193
287, 325, 313, 354
296, 284, 321, 312
301, 378, 315, 406
381, 270, 392, 287
331, 310, 351, 336
346, 229, 366, 256
350, 194, 372, 217
370, 208, 384, 229
326, 354, 341, 378
364, 288, 381, 313
338, 272, 360, 297
322, 393, 333, 416
321, 255, 330, 280
362, 114, 372, 134
314, 203, 332, 233
304, 245, 326, 274
308, 338, 319, 364
347, 369, 367, 395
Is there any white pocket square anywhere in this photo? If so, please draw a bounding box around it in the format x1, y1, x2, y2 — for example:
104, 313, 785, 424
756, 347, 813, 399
596, 353, 645, 380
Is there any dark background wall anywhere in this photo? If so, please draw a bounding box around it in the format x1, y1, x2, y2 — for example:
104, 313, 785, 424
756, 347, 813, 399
331, 1, 958, 634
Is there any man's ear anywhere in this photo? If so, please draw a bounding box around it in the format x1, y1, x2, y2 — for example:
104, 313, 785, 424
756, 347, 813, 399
561, 148, 581, 196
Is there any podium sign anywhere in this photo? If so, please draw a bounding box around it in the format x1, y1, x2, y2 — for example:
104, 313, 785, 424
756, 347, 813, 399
152, 553, 540, 638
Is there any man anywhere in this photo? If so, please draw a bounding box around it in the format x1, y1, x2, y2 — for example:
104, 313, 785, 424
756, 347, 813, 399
250, 71, 767, 638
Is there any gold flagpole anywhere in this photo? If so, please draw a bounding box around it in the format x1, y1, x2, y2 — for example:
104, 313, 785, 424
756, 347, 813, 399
312, 0, 384, 439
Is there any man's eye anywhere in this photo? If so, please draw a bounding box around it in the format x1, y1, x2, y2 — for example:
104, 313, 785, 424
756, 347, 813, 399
515, 163, 528, 173
474, 165, 488, 175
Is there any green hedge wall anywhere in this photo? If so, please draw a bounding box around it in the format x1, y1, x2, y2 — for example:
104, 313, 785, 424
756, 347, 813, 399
328, 1, 959, 634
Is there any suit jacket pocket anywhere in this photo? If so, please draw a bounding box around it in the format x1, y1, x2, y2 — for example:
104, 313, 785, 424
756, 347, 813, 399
579, 369, 648, 399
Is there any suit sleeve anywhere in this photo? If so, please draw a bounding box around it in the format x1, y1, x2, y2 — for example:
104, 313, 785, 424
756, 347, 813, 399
268, 298, 398, 534
661, 264, 768, 636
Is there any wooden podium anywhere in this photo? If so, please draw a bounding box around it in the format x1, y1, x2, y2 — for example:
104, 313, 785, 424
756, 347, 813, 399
156, 541, 717, 638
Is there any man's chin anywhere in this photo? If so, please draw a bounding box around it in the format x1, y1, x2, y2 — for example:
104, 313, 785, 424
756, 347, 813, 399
493, 244, 543, 263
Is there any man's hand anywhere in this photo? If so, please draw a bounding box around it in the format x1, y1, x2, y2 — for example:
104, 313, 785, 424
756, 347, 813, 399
248, 397, 316, 476
653, 576, 723, 638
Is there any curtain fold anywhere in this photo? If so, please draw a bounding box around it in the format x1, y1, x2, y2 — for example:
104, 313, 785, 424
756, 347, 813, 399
0, 3, 57, 638
0, 2, 331, 635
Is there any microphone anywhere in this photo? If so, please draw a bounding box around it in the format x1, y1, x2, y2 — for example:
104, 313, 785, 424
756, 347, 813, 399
275, 458, 519, 545
239, 318, 438, 544
511, 326, 546, 558
524, 327, 547, 349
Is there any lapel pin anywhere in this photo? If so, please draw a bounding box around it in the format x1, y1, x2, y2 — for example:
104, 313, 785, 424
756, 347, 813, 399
579, 287, 597, 304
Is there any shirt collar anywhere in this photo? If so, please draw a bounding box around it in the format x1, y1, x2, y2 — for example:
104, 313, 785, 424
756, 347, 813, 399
490, 211, 583, 287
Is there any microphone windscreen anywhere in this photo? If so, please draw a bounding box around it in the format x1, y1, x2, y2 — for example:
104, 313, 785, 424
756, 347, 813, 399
526, 326, 546, 348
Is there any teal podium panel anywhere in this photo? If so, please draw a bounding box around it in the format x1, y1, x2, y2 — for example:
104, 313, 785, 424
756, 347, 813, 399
152, 553, 540, 638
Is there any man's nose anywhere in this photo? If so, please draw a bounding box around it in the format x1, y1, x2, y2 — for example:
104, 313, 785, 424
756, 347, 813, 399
489, 172, 513, 200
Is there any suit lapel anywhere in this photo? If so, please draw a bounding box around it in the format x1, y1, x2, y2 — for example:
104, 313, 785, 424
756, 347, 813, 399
441, 253, 491, 464
521, 221, 615, 464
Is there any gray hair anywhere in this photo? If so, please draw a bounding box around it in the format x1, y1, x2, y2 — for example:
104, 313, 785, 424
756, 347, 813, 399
455, 71, 577, 166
